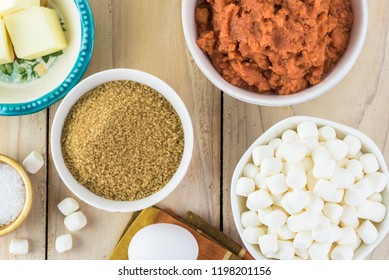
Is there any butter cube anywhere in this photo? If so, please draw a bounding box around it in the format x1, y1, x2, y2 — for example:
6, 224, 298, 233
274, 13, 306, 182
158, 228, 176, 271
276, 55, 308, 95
4, 6, 67, 60
0, 19, 14, 65
0, 0, 39, 16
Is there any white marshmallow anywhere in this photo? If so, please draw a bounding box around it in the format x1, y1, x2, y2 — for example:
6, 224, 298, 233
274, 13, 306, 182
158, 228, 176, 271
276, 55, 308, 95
356, 200, 386, 223
344, 187, 367, 206
330, 168, 355, 189
282, 161, 307, 174
366, 172, 387, 193
295, 248, 309, 260
268, 138, 283, 150
269, 241, 295, 260
318, 126, 336, 141
309, 242, 331, 260
293, 232, 313, 250
241, 211, 262, 228
287, 214, 302, 232
243, 227, 265, 244
263, 210, 287, 230
307, 170, 318, 191
331, 245, 354, 260
243, 163, 260, 179
267, 173, 288, 195
257, 207, 272, 224
284, 142, 307, 164
57, 197, 79, 216
258, 234, 278, 255
343, 135, 362, 158
368, 193, 383, 203
288, 189, 309, 212
313, 179, 337, 201
337, 227, 357, 245
326, 189, 344, 203
299, 211, 319, 231
324, 139, 348, 161
246, 190, 273, 211
271, 194, 283, 207
355, 178, 375, 198
64, 211, 87, 232
323, 203, 343, 221
278, 224, 296, 240
351, 236, 362, 251
286, 167, 307, 190
311, 146, 330, 162
254, 173, 268, 190
329, 224, 342, 242
9, 239, 28, 255
317, 214, 331, 227
304, 192, 324, 213
302, 157, 314, 172
275, 143, 287, 160
282, 129, 299, 143
55, 234, 73, 253
252, 145, 274, 166
346, 160, 364, 181
236, 177, 255, 197
313, 158, 336, 179
340, 205, 359, 228
22, 151, 44, 174
336, 158, 349, 168
359, 153, 379, 174
357, 220, 378, 245
311, 224, 332, 243
281, 193, 298, 215
300, 137, 319, 155
261, 158, 283, 176
297, 122, 319, 139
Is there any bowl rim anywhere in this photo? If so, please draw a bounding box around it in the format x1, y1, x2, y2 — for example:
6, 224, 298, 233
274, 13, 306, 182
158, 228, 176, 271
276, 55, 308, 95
230, 116, 389, 260
51, 68, 194, 212
0, 0, 95, 116
182, 0, 368, 106
0, 154, 33, 237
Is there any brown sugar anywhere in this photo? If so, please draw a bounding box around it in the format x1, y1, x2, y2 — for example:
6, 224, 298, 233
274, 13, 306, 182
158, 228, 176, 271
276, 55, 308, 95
61, 81, 184, 201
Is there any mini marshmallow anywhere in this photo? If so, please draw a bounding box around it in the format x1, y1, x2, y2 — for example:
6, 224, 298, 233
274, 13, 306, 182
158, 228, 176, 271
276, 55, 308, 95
268, 138, 283, 150
258, 234, 278, 255
267, 173, 288, 195
324, 139, 348, 161
336, 158, 349, 168
275, 143, 287, 160
258, 207, 272, 224
252, 145, 274, 166
368, 193, 383, 203
282, 129, 299, 143
311, 224, 332, 243
323, 203, 343, 221
57, 197, 79, 216
351, 236, 362, 251
356, 200, 386, 223
254, 173, 268, 190
236, 177, 255, 197
326, 189, 344, 203
286, 167, 307, 190
9, 239, 28, 255
313, 158, 336, 179
329, 224, 342, 242
281, 193, 298, 215
278, 224, 296, 240
284, 142, 307, 164
300, 137, 319, 155
261, 158, 283, 176
64, 211, 87, 232
246, 190, 273, 211
309, 242, 332, 260
318, 126, 336, 141
366, 172, 388, 193
241, 211, 262, 228
307, 170, 318, 191
313, 179, 337, 201
243, 227, 265, 244
330, 168, 355, 189
357, 220, 378, 245
22, 151, 44, 174
359, 153, 379, 174
263, 210, 287, 230
304, 192, 324, 213
297, 122, 319, 139
355, 178, 375, 198
282, 162, 307, 174
302, 157, 314, 171
343, 135, 362, 158
295, 248, 309, 260
299, 211, 318, 231
287, 214, 302, 232
311, 146, 330, 162
269, 241, 295, 260
344, 187, 367, 206
55, 234, 73, 253
243, 163, 260, 179
337, 227, 357, 245
346, 159, 364, 181
331, 245, 354, 260
317, 214, 331, 227
288, 189, 309, 212
340, 205, 359, 228
271, 194, 283, 207
293, 232, 313, 250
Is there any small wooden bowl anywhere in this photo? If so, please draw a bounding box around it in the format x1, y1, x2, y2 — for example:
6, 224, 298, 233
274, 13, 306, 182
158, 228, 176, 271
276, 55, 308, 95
0, 154, 33, 237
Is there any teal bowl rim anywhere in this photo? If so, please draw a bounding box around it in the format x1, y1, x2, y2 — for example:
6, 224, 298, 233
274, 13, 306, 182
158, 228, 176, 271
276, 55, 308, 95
0, 0, 95, 116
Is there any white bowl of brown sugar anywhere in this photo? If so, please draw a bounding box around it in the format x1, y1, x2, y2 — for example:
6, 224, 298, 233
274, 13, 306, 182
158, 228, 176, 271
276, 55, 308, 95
51, 69, 194, 212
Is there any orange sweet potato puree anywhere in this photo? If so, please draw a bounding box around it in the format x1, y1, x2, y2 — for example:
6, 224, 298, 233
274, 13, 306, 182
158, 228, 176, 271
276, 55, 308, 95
196, 0, 353, 95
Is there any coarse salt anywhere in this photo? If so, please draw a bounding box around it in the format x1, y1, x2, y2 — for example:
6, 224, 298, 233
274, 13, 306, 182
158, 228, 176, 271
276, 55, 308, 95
0, 163, 25, 226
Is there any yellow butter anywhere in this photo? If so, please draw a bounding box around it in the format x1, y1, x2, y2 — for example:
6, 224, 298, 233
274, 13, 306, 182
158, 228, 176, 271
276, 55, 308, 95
0, 0, 40, 17
0, 19, 14, 65
4, 6, 67, 60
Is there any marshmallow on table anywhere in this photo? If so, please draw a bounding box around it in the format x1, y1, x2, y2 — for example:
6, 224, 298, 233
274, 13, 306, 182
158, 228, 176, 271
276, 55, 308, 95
337, 227, 357, 245
268, 138, 282, 150
243, 163, 260, 179
22, 151, 44, 174
313, 179, 337, 201
284, 142, 307, 164
330, 168, 355, 189
263, 210, 287, 230
278, 224, 296, 240
309, 242, 332, 260
236, 177, 255, 197
267, 241, 295, 260
313, 158, 336, 179
366, 172, 388, 193
282, 129, 299, 143
293, 232, 313, 250
252, 145, 274, 166
286, 167, 307, 190
357, 220, 378, 245
331, 245, 354, 260
356, 200, 386, 222
267, 173, 287, 195
246, 190, 273, 211
340, 205, 359, 228
288, 189, 309, 213
64, 211, 87, 232
297, 122, 319, 139
359, 153, 379, 174
55, 234, 73, 253
258, 234, 278, 256
261, 158, 283, 176
318, 126, 336, 141
9, 239, 28, 255
243, 227, 265, 244
346, 160, 364, 181
324, 139, 348, 161
57, 197, 79, 216
241, 211, 261, 228
343, 135, 362, 158
254, 173, 268, 190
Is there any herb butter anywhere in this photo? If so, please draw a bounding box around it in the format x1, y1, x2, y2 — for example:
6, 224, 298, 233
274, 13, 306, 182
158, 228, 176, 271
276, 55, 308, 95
0, 19, 14, 65
0, 0, 39, 17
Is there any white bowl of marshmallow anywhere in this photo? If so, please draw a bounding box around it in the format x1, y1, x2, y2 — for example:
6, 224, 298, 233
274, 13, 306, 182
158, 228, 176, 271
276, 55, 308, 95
231, 116, 389, 260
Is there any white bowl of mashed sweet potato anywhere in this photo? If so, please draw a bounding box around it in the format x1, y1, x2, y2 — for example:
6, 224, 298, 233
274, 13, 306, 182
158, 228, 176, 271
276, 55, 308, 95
182, 0, 368, 106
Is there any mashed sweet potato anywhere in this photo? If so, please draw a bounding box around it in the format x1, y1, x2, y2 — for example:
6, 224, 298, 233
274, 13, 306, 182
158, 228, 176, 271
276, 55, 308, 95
196, 0, 353, 95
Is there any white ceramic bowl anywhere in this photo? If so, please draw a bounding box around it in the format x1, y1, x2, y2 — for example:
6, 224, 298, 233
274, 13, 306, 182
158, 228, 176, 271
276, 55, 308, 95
51, 69, 194, 212
231, 116, 389, 259
182, 0, 368, 106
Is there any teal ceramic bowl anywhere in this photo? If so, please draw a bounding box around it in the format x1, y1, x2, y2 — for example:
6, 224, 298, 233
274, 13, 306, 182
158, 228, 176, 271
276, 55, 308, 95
0, 0, 94, 116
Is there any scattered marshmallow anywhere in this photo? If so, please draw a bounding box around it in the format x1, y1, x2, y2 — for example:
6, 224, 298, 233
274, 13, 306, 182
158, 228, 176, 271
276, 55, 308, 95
241, 211, 261, 228
236, 177, 255, 197
284, 142, 307, 164
64, 211, 87, 232
286, 167, 307, 189
357, 220, 378, 245
331, 245, 354, 260
324, 139, 348, 161
293, 232, 313, 250
258, 234, 278, 256
246, 190, 273, 210
318, 126, 336, 141
359, 153, 379, 174
252, 145, 274, 166
22, 151, 44, 174
55, 234, 73, 253
9, 239, 28, 255
309, 242, 331, 260
313, 158, 336, 179
313, 179, 337, 201
267, 173, 288, 195
57, 198, 79, 216
243, 227, 265, 244
343, 135, 362, 158
261, 158, 283, 176
356, 200, 386, 223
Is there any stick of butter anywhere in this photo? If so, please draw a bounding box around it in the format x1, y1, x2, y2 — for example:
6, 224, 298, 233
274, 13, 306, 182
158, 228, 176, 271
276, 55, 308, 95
4, 6, 67, 60
0, 19, 14, 65
0, 0, 40, 17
